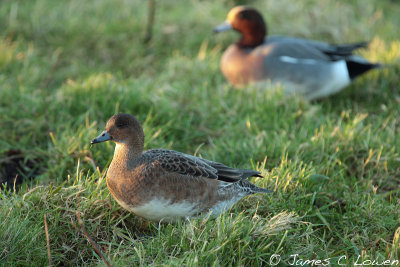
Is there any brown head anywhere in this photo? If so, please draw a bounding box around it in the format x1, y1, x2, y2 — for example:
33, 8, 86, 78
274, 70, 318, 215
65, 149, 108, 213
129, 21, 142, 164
214, 6, 267, 48
91, 113, 145, 152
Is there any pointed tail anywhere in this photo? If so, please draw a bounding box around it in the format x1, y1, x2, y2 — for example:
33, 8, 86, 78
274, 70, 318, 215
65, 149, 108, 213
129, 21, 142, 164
346, 59, 382, 79
238, 179, 274, 194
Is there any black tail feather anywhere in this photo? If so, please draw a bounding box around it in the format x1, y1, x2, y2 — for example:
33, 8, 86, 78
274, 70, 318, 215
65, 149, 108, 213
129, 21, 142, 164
346, 60, 381, 79
236, 170, 273, 194
238, 179, 273, 194
323, 41, 369, 60
333, 41, 369, 54
239, 169, 262, 179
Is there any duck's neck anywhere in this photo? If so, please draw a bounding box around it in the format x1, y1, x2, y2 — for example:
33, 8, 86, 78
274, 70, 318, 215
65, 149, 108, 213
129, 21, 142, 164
112, 140, 143, 169
236, 25, 266, 48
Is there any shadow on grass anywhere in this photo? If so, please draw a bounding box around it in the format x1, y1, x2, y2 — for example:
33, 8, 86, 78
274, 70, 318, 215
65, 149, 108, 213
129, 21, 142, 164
0, 149, 42, 191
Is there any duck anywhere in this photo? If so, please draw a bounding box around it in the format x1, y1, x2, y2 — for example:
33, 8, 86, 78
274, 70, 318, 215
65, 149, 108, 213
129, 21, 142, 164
214, 6, 381, 100
91, 113, 272, 222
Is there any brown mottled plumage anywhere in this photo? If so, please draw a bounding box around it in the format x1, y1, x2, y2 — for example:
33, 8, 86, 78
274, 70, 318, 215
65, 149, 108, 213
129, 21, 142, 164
91, 113, 272, 222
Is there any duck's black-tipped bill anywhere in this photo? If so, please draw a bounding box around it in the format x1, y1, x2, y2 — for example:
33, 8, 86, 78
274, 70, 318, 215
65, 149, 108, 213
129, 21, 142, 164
213, 21, 232, 34
91, 130, 111, 144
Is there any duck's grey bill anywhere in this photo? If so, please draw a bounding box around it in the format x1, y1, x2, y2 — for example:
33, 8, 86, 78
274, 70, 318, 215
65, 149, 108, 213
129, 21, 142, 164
213, 21, 233, 33
91, 131, 111, 144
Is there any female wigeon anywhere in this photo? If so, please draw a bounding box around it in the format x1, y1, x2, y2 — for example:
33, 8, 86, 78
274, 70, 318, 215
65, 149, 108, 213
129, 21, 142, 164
214, 6, 381, 100
91, 113, 272, 222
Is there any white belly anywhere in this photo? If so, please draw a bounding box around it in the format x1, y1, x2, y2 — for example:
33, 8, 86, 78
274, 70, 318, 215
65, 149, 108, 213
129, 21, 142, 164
114, 193, 246, 222
128, 198, 199, 222
305, 60, 351, 100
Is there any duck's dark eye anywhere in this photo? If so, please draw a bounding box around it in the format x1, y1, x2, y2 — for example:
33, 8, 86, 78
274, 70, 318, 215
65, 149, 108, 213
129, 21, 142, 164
116, 122, 127, 128
239, 12, 251, 20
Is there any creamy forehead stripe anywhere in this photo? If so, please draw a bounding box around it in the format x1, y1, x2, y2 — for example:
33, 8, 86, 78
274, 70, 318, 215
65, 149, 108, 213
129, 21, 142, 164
227, 6, 247, 22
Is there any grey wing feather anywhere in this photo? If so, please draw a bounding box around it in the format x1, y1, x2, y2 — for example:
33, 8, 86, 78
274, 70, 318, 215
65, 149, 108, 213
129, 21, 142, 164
266, 36, 368, 60
262, 38, 331, 61
144, 149, 261, 183
145, 149, 218, 179
256, 39, 348, 95
259, 44, 333, 94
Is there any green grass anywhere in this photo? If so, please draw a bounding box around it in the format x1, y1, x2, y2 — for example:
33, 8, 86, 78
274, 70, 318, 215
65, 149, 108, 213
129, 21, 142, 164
1, 0, 400, 265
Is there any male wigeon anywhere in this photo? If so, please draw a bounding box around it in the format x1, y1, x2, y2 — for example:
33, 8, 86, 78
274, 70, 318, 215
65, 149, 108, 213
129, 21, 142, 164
91, 113, 272, 222
214, 6, 381, 100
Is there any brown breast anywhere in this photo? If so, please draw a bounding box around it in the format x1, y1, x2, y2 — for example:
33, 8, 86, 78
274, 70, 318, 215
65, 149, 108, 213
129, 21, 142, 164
220, 44, 265, 86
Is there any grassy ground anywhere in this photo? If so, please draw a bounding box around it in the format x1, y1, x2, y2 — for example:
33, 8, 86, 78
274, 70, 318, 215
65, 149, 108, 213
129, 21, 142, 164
0, 0, 399, 265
